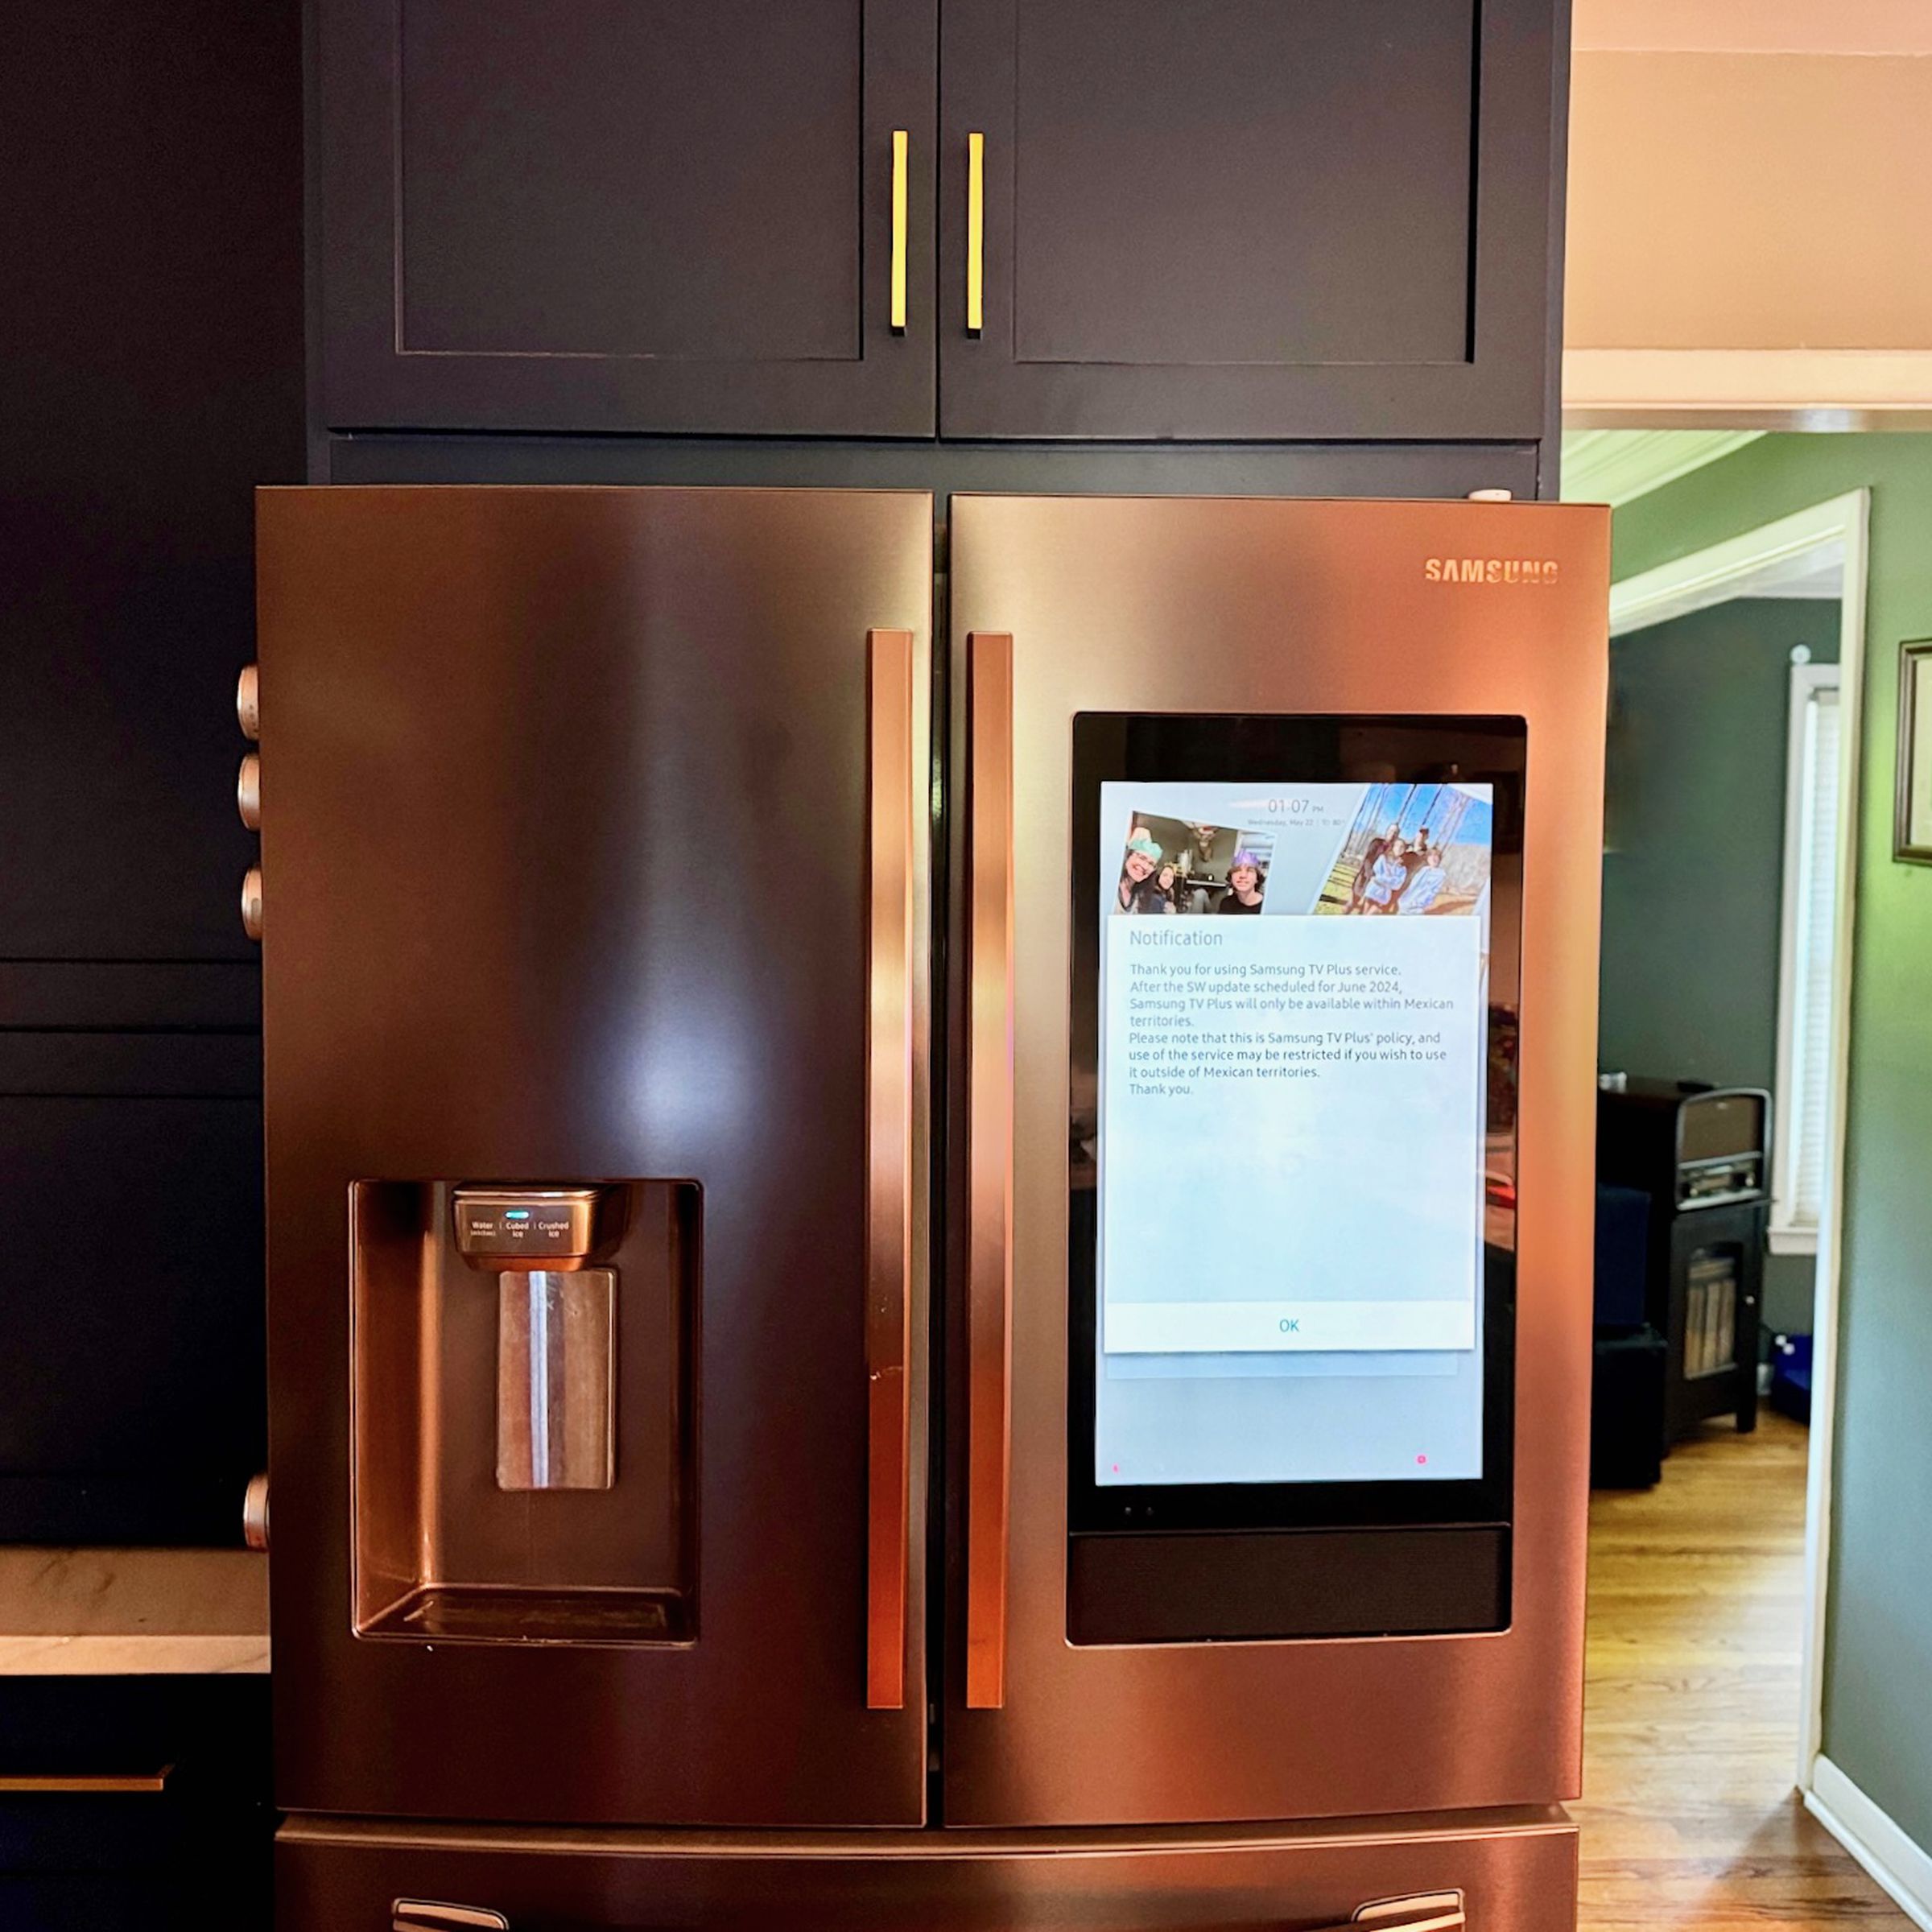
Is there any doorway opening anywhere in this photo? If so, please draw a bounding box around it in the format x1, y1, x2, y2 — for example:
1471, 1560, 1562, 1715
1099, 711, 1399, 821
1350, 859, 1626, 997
1572, 486, 1875, 1925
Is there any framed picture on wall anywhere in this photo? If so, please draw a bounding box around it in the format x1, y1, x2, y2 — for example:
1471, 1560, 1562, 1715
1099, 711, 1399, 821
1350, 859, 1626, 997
1897, 639, 1932, 864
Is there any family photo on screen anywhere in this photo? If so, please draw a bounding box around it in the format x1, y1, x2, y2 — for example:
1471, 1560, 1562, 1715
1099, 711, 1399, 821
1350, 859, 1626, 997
1113, 811, 1276, 915
1315, 782, 1492, 919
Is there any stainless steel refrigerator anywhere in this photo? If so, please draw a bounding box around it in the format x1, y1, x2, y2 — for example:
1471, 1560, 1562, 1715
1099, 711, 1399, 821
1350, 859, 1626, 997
252, 485, 1608, 1930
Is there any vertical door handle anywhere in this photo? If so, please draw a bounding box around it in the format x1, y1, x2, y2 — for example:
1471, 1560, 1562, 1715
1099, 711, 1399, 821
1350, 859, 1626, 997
965, 131, 985, 336
964, 631, 1013, 1708
865, 629, 917, 1710
889, 130, 910, 334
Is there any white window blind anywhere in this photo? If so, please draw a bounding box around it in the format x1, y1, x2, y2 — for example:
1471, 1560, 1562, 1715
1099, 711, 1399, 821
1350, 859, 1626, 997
1773, 667, 1843, 1249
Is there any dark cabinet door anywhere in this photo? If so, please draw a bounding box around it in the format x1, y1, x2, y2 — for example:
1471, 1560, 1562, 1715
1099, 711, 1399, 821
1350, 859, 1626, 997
0, 615, 261, 965
0, 1679, 270, 1930
939, 0, 1561, 441
317, 0, 937, 436
0, 0, 298, 964
0, 1046, 265, 1545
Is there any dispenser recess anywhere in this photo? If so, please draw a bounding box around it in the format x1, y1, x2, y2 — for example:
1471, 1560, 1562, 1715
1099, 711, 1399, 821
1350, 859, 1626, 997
349, 1179, 697, 1645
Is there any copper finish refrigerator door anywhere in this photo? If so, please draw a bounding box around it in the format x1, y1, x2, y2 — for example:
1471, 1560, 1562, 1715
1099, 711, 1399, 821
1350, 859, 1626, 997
258, 486, 933, 1826
945, 494, 1609, 1827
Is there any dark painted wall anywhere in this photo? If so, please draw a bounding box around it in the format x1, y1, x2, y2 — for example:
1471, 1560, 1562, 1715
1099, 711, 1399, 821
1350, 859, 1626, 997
1598, 596, 1841, 1335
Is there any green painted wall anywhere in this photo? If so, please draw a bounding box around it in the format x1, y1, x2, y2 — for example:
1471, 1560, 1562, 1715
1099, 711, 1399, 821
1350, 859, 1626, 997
1600, 597, 1839, 1336
1612, 434, 1932, 1852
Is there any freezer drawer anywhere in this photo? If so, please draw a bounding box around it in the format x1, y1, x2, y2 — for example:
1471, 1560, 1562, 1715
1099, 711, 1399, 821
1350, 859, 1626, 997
279, 1809, 1576, 1931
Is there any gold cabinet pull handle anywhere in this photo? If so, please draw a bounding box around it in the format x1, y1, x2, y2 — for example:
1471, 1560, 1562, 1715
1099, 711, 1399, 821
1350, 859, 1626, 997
889, 130, 909, 334
964, 630, 1013, 1708
966, 131, 985, 336
865, 628, 917, 1709
0, 1768, 172, 1794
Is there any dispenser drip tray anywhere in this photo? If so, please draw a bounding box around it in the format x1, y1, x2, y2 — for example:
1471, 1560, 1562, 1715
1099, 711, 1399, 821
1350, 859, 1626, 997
368, 1584, 687, 1645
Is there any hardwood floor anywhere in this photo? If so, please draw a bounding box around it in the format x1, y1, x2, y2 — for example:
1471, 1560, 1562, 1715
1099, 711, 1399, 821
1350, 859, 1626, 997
1575, 1410, 1907, 1927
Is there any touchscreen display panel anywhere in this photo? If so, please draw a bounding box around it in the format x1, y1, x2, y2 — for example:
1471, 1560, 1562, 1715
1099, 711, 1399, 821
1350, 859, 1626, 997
1070, 718, 1522, 1526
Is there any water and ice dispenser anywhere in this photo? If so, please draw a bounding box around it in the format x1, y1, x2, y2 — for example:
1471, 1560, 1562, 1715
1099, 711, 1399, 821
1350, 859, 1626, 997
452, 1188, 616, 1492
349, 1179, 697, 1645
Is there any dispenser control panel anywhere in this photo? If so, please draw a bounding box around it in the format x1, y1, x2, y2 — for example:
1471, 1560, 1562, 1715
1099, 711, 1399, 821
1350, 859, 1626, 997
453, 1188, 600, 1265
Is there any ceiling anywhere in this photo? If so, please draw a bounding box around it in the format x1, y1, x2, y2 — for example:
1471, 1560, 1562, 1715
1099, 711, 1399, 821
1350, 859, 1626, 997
1563, 7, 1932, 423
1573, 0, 1932, 56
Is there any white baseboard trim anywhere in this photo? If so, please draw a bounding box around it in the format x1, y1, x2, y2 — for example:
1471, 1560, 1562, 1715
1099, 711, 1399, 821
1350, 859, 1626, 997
1809, 1754, 1932, 1930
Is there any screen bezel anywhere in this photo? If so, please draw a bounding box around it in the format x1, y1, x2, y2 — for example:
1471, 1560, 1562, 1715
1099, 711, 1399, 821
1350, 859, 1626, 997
1067, 712, 1525, 1538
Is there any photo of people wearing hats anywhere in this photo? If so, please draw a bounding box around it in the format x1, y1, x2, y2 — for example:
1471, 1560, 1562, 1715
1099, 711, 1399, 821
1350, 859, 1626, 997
1112, 811, 1274, 914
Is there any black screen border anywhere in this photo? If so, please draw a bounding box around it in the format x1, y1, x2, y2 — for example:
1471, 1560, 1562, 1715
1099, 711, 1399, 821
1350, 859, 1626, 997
1067, 712, 1526, 1538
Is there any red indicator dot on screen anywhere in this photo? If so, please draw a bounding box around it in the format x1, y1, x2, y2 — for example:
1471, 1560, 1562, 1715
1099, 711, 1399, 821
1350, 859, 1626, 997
1111, 1463, 1121, 1474
1416, 1454, 1429, 1465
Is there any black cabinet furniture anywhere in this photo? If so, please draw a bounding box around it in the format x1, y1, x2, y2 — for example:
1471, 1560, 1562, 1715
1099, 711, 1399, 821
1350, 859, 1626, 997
316, 0, 939, 436
0, 969, 266, 1544
313, 0, 1566, 444
1662, 1199, 1766, 1436
1590, 1331, 1667, 1489
0, 1678, 269, 1930
0, 1054, 265, 1546
2, 0, 297, 968
0, 617, 261, 968
0, 0, 299, 1544
1591, 1183, 1666, 1488
938, 0, 1564, 442
1598, 1082, 1769, 1443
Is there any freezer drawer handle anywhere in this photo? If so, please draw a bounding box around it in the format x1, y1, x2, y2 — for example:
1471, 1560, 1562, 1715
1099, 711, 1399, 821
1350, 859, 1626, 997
392, 1904, 510, 1932
1331, 1891, 1465, 1930
965, 630, 1014, 1709
865, 628, 918, 1711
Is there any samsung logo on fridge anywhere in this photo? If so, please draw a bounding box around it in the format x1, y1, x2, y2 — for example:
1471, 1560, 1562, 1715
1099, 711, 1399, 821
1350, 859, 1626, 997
1422, 557, 1560, 586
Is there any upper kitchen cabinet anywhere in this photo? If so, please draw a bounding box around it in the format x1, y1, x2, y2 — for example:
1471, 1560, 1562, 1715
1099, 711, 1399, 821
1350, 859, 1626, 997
315, 0, 938, 436
937, 0, 1563, 442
